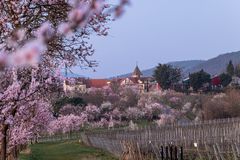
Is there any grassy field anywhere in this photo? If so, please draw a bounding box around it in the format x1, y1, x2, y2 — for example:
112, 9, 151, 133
19, 141, 118, 160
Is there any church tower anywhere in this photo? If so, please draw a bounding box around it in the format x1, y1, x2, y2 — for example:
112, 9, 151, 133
132, 65, 143, 78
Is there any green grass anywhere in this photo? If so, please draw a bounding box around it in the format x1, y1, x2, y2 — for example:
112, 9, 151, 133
19, 141, 118, 160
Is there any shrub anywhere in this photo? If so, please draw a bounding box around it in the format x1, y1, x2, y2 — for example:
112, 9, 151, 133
203, 90, 240, 120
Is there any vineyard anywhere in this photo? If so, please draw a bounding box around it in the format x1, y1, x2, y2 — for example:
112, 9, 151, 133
40, 117, 240, 160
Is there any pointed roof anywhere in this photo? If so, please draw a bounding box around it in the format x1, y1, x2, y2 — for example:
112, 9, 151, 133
132, 65, 143, 78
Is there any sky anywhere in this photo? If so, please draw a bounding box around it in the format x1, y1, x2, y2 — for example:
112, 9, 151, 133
72, 0, 240, 78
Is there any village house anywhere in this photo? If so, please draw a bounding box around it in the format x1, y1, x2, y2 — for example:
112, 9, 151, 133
230, 76, 240, 86
63, 78, 110, 93
63, 78, 87, 93
211, 75, 221, 87
111, 65, 158, 93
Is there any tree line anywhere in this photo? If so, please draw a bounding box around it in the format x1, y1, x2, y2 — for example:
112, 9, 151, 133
153, 60, 239, 92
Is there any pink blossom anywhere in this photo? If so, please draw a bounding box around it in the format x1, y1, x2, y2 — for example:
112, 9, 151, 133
126, 107, 144, 120
169, 97, 180, 103
156, 114, 175, 126
48, 114, 85, 135
58, 23, 72, 35
10, 40, 46, 67
68, 8, 86, 24
182, 102, 192, 113
35, 22, 54, 41
111, 108, 122, 119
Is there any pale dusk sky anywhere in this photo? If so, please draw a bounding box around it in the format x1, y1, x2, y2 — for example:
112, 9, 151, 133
72, 0, 240, 78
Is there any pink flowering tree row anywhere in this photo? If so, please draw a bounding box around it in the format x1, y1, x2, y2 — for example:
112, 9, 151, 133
49, 86, 196, 136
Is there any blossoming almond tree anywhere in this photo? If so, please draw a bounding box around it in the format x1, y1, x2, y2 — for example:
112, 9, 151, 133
8, 100, 53, 158
0, 67, 59, 159
0, 1, 129, 159
48, 114, 87, 135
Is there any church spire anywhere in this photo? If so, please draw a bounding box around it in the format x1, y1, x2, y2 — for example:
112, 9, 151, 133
132, 64, 142, 78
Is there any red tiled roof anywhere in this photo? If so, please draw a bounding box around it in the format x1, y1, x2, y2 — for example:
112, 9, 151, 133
86, 79, 109, 88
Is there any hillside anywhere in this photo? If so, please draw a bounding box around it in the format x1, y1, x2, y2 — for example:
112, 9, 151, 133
185, 51, 240, 76
114, 51, 240, 78
115, 60, 205, 78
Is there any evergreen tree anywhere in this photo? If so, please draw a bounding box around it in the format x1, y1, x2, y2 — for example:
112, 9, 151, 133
227, 60, 235, 76
219, 73, 232, 87
189, 70, 211, 92
153, 64, 181, 90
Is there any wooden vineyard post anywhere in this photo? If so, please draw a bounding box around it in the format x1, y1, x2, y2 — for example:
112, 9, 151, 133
194, 142, 203, 160
204, 142, 211, 160
174, 146, 178, 160
234, 142, 240, 156
166, 146, 169, 160
137, 142, 143, 160
180, 146, 184, 160
213, 144, 220, 160
216, 143, 225, 160
150, 142, 159, 160
161, 146, 164, 160
170, 145, 173, 160
231, 144, 238, 160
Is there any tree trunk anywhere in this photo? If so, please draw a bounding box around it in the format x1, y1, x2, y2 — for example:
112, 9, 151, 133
9, 146, 18, 160
1, 125, 8, 160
